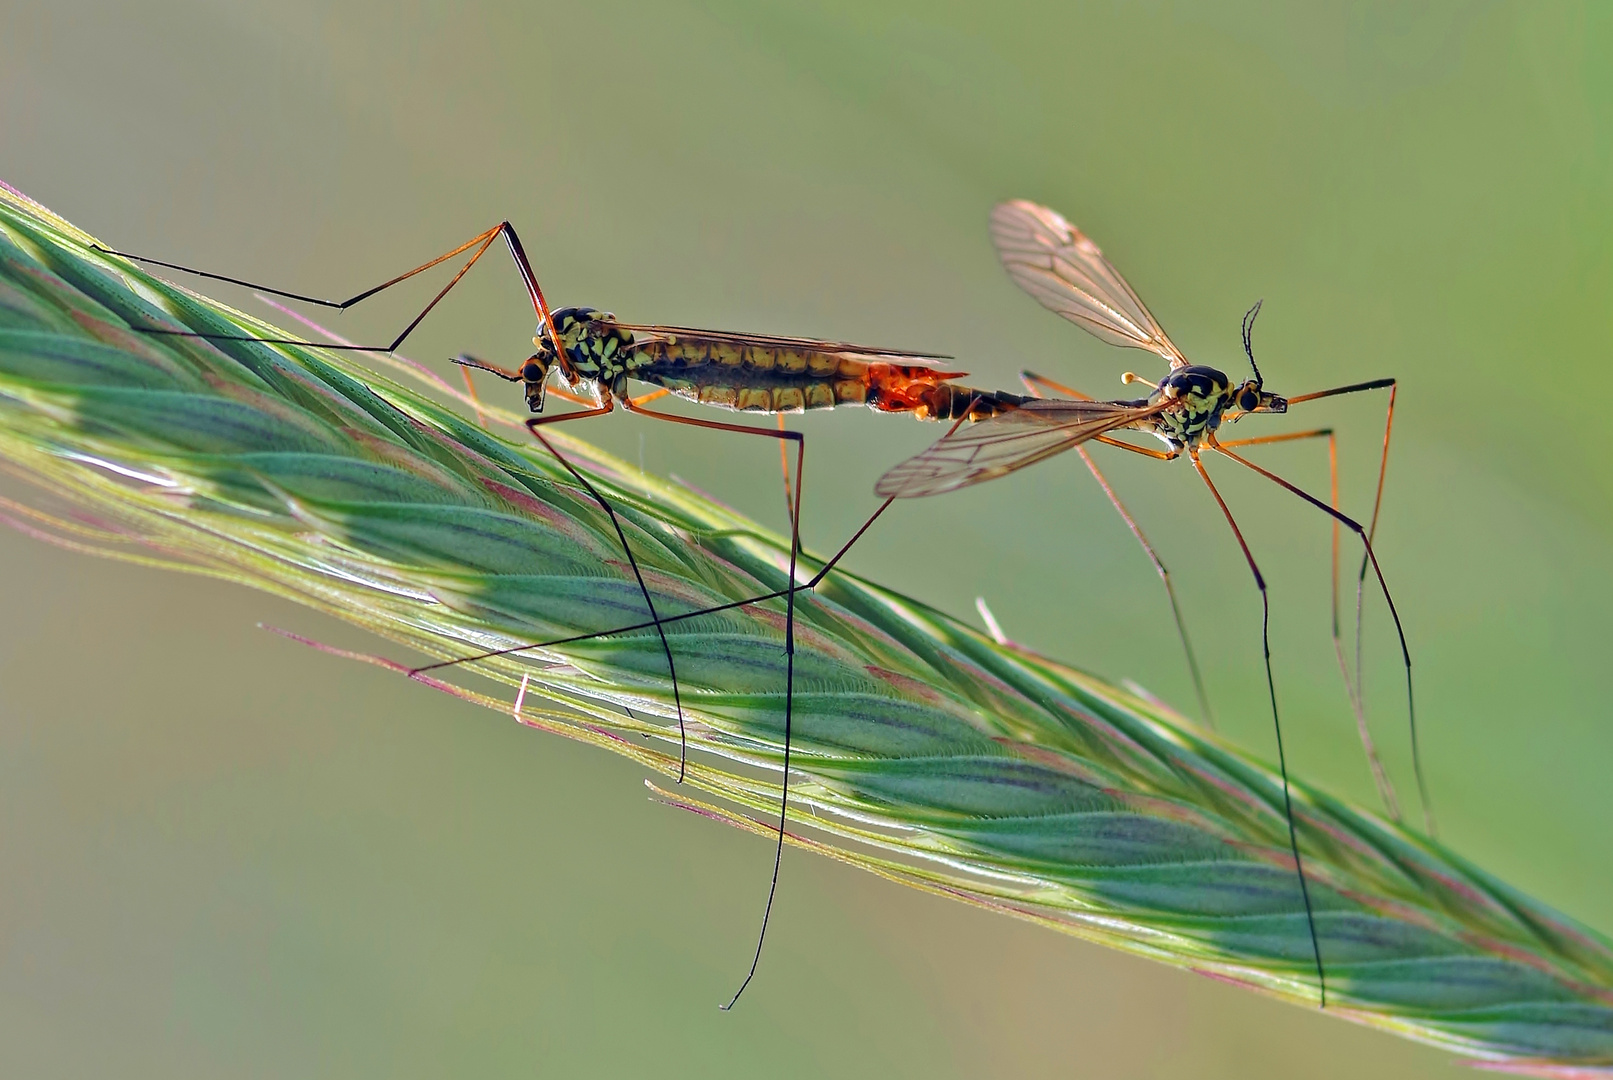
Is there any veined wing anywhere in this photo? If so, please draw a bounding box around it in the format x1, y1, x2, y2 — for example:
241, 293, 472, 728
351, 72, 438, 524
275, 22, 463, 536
615, 323, 954, 366
874, 399, 1170, 499
990, 200, 1188, 369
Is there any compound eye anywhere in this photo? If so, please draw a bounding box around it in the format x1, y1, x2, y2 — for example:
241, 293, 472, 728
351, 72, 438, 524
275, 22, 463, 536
522, 362, 543, 382
1239, 389, 1260, 412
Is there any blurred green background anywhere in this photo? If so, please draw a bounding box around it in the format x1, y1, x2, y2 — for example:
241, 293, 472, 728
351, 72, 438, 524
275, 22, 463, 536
2, 1, 1610, 1075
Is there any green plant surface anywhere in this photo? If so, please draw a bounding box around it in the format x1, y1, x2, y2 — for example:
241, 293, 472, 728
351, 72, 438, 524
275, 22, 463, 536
1, 182, 1610, 1075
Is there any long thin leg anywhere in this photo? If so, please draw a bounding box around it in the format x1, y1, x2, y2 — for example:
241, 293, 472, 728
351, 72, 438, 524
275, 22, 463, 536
408, 493, 896, 672
469, 397, 690, 788
457, 360, 490, 429
96, 226, 504, 315
1284, 380, 1398, 628
1284, 377, 1397, 407
622, 394, 955, 596
1219, 429, 1347, 706
549, 384, 599, 407
526, 406, 690, 781
100, 222, 570, 378
1286, 379, 1399, 796
1351, 384, 1398, 807
629, 388, 671, 407
1190, 450, 1326, 1007
439, 397, 936, 667
1081, 447, 1214, 729
406, 396, 914, 673
1020, 369, 1177, 464
1213, 429, 1334, 450
1351, 383, 1397, 787
1090, 436, 1179, 461
618, 398, 805, 573
1020, 369, 1091, 399
1216, 428, 1401, 819
1021, 372, 1212, 726
776, 414, 796, 534
612, 399, 805, 1010
1209, 436, 1430, 837
1323, 379, 1397, 563
526, 399, 612, 428
405, 421, 904, 1008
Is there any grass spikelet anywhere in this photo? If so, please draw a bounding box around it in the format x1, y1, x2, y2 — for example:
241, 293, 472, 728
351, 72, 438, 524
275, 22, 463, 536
0, 182, 1609, 1074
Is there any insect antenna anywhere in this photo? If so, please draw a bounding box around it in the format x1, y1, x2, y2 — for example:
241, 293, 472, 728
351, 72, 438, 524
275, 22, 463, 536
452, 355, 523, 382
1242, 299, 1265, 386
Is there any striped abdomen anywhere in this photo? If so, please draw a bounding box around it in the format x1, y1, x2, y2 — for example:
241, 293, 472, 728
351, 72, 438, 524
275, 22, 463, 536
634, 339, 1026, 420
894, 380, 1027, 422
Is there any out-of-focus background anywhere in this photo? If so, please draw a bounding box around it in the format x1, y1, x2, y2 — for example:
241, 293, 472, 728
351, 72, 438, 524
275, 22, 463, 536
2, 2, 1609, 1075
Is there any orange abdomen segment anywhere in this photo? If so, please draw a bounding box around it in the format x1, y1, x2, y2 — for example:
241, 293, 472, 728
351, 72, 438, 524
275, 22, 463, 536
863, 362, 1025, 421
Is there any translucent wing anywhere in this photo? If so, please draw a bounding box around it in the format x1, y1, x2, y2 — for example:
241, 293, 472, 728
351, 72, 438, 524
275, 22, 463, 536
616, 323, 954, 366
990, 200, 1188, 369
874, 399, 1169, 499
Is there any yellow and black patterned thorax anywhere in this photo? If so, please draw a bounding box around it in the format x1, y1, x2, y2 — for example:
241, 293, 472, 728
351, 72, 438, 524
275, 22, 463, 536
536, 307, 643, 385
1147, 365, 1236, 450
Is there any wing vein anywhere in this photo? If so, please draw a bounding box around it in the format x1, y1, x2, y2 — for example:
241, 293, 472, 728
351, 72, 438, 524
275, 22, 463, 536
875, 399, 1171, 498
990, 200, 1187, 370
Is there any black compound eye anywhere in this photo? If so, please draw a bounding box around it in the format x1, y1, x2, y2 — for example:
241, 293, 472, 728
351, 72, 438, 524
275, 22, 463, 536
522, 362, 543, 381
1239, 389, 1260, 412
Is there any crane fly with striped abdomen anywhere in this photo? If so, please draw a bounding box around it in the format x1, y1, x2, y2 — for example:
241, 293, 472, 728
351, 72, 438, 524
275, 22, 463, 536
876, 199, 1422, 1008
94, 220, 1035, 1009
447, 309, 1042, 1009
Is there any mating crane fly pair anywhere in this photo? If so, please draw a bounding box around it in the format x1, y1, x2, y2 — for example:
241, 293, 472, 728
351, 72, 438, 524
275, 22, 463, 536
100, 199, 1418, 1010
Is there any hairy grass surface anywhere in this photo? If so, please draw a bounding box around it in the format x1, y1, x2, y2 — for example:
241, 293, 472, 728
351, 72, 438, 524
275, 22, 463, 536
1, 182, 1610, 1074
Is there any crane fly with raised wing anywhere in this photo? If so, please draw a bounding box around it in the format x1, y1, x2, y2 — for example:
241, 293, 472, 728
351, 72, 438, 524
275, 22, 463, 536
875, 199, 1422, 1010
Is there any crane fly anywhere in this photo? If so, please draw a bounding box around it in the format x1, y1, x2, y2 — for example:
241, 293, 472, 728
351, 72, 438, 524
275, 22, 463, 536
876, 199, 1422, 1008
94, 220, 1035, 1010
986, 197, 1416, 824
